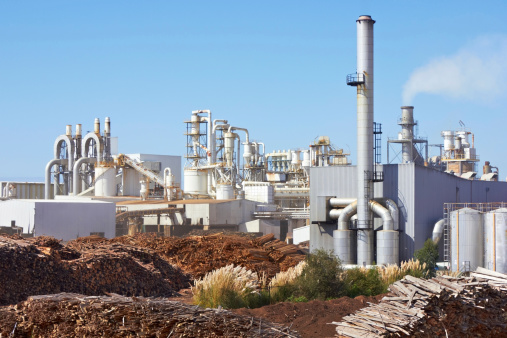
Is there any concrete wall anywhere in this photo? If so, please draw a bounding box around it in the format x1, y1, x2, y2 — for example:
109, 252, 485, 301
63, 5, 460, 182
0, 200, 115, 241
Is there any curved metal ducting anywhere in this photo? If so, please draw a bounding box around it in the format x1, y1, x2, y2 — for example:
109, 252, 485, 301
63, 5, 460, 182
329, 208, 343, 220
338, 201, 357, 230
370, 200, 399, 265
432, 219, 445, 244
329, 198, 357, 208
72, 157, 97, 195
82, 133, 104, 163
369, 200, 394, 230
45, 159, 68, 199
385, 199, 399, 231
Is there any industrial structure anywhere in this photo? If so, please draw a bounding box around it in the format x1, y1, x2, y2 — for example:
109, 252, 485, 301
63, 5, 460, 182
0, 15, 505, 273
309, 15, 507, 272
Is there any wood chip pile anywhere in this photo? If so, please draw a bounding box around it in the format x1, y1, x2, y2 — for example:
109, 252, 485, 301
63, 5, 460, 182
333, 267, 507, 337
0, 293, 300, 337
0, 235, 190, 306
111, 233, 306, 280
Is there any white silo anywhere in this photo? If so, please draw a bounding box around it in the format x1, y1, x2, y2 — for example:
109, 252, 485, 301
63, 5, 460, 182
484, 208, 507, 273
450, 208, 484, 272
95, 165, 116, 196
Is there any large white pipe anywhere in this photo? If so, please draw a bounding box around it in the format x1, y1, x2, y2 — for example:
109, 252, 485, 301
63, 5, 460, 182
329, 198, 357, 208
385, 198, 399, 231
369, 200, 394, 230
212, 119, 228, 163
45, 159, 67, 199
356, 15, 375, 265
338, 200, 357, 230
72, 157, 97, 195
228, 126, 249, 143
432, 219, 445, 244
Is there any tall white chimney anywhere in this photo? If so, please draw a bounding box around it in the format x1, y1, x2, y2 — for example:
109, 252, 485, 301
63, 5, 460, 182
356, 15, 375, 265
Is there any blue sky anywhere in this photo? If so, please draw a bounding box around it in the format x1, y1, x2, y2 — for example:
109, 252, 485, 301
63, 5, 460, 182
1, 1, 507, 181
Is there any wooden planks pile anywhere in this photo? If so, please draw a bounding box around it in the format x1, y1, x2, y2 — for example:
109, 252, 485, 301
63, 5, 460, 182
252, 234, 306, 267
0, 235, 190, 306
333, 268, 507, 337
0, 293, 300, 337
112, 233, 305, 281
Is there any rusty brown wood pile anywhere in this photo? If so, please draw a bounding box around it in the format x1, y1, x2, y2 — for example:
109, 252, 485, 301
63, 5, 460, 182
111, 233, 305, 280
251, 234, 306, 272
332, 267, 507, 337
0, 235, 190, 306
0, 293, 300, 337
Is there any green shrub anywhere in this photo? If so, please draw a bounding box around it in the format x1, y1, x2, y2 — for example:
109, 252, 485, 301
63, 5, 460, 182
343, 267, 387, 298
414, 238, 439, 278
293, 249, 344, 300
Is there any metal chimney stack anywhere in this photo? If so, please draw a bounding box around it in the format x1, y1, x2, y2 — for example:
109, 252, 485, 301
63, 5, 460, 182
356, 15, 375, 265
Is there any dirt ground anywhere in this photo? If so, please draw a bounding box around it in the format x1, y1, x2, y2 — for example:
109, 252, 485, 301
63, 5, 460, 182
168, 289, 383, 337
232, 295, 384, 338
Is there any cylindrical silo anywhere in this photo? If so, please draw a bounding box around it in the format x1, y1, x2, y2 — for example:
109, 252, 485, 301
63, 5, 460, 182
442, 131, 455, 151
484, 208, 507, 273
216, 184, 234, 200
450, 208, 484, 272
333, 229, 356, 265
94, 166, 116, 196
376, 230, 399, 265
183, 169, 208, 195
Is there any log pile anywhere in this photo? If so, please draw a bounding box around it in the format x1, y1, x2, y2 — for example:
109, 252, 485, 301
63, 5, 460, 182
252, 234, 306, 272
111, 233, 306, 280
0, 236, 190, 306
333, 267, 507, 337
0, 293, 300, 337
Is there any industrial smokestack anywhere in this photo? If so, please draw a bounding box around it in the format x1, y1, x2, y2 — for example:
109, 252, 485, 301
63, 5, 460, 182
94, 118, 100, 134
400, 106, 415, 163
356, 15, 375, 265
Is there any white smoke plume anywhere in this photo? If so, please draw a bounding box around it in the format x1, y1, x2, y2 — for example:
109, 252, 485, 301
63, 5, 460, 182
403, 35, 507, 105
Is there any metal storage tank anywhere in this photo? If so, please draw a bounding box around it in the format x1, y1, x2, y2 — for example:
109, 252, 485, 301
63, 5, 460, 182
216, 184, 234, 200
450, 208, 483, 272
484, 208, 507, 273
183, 169, 208, 195
94, 166, 116, 196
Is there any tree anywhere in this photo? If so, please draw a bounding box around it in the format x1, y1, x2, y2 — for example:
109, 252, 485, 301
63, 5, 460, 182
294, 249, 344, 300
414, 238, 439, 278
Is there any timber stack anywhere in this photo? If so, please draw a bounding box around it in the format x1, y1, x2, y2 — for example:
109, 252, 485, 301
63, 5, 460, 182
0, 293, 300, 337
333, 267, 507, 337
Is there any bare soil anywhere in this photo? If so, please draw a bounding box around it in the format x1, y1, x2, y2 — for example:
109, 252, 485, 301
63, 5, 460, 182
232, 295, 385, 338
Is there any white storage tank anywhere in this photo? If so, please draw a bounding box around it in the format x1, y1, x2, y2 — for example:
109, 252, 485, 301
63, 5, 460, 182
450, 208, 484, 272
183, 169, 208, 195
94, 166, 116, 196
216, 184, 234, 200
484, 208, 507, 273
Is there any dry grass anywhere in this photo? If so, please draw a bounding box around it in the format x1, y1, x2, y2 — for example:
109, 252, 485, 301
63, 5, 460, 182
191, 264, 263, 308
377, 259, 427, 285
268, 261, 306, 288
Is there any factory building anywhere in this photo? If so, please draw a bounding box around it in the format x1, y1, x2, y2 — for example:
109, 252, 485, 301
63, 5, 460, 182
0, 199, 115, 241
0, 14, 505, 274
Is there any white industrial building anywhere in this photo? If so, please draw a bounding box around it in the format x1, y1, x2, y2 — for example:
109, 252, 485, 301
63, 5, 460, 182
0, 199, 115, 241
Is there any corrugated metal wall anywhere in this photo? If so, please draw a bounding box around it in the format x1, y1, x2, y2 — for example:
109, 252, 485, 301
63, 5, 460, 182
310, 163, 507, 261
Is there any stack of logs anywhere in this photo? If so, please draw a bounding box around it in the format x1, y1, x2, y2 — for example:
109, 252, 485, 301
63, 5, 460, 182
111, 233, 306, 280
333, 267, 507, 337
0, 293, 300, 337
0, 235, 190, 305
251, 234, 306, 271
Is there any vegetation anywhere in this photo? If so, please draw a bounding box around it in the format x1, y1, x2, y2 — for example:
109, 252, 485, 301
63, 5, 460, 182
293, 249, 344, 300
191, 264, 269, 309
414, 239, 439, 278
192, 251, 431, 310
